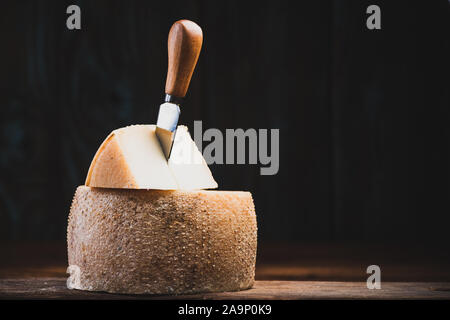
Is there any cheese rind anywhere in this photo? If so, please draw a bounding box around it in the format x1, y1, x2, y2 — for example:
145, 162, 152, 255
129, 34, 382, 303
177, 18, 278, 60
85, 132, 138, 188
67, 186, 257, 295
85, 125, 217, 190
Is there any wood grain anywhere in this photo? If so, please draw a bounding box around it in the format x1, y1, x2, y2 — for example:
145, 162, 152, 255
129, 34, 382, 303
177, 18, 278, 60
1, 279, 449, 300
0, 1, 448, 247
1, 243, 450, 299
165, 20, 203, 98
2, 243, 450, 282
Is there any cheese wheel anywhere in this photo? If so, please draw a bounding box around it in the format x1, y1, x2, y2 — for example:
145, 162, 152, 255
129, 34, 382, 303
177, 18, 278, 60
67, 186, 257, 295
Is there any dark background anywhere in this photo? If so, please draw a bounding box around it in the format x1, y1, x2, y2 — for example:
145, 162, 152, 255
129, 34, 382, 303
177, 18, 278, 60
0, 0, 448, 250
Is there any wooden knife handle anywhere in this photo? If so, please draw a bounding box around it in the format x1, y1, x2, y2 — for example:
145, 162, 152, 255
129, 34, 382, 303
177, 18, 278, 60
165, 20, 203, 99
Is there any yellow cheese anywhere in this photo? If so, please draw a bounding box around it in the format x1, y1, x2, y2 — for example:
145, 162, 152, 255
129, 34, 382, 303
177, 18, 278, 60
85, 125, 217, 190
67, 186, 257, 294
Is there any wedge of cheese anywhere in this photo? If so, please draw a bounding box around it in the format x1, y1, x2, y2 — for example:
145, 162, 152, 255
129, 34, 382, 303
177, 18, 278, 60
67, 186, 257, 295
85, 125, 217, 190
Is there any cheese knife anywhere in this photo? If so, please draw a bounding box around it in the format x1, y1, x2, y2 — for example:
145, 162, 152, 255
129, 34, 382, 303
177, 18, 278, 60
156, 20, 203, 159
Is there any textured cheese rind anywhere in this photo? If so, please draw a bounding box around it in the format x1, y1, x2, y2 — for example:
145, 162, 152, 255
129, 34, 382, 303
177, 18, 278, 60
67, 186, 257, 295
85, 132, 138, 188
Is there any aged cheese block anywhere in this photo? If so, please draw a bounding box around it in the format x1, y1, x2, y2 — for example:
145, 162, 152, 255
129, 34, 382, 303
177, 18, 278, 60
85, 125, 217, 190
67, 186, 257, 295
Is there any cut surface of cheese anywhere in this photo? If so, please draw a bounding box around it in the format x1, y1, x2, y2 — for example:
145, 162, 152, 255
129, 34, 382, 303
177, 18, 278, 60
67, 186, 257, 295
85, 125, 217, 190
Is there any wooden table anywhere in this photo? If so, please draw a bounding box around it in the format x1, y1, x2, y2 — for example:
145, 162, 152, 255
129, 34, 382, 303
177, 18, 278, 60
2, 278, 450, 299
1, 243, 450, 299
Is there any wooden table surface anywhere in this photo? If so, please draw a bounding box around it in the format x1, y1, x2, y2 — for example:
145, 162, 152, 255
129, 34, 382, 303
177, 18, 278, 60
2, 278, 450, 300
1, 243, 450, 299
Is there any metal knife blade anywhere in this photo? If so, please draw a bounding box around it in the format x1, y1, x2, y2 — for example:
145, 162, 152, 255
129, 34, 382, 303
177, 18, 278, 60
156, 102, 180, 159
